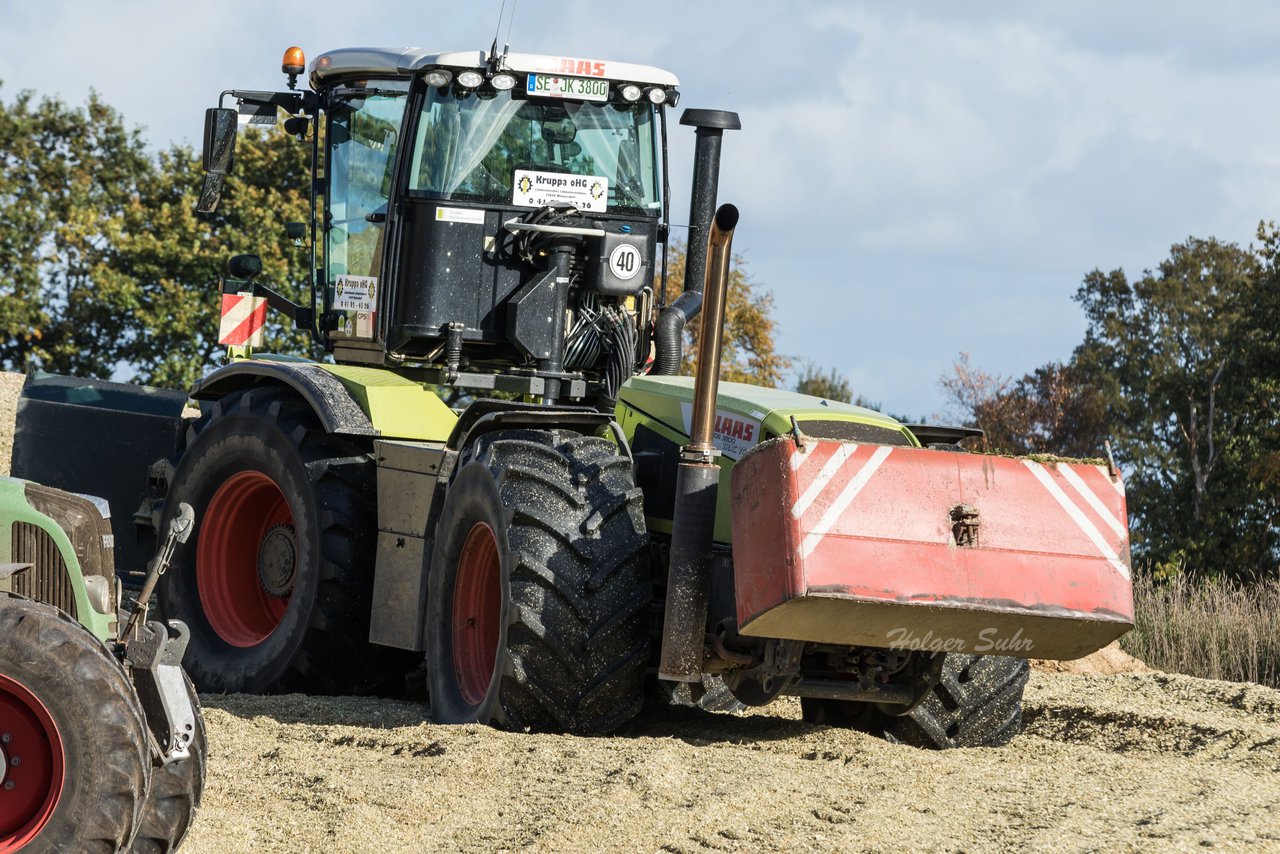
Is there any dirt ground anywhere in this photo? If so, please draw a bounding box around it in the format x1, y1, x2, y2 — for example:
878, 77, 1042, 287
3, 372, 1277, 852
182, 672, 1280, 854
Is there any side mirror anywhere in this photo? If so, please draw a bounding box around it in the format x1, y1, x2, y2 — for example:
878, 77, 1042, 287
285, 222, 307, 240
282, 115, 310, 138
227, 254, 263, 280
202, 108, 238, 173
198, 107, 238, 214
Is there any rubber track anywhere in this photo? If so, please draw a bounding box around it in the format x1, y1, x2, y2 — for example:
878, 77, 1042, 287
886, 654, 1030, 749
475, 430, 651, 735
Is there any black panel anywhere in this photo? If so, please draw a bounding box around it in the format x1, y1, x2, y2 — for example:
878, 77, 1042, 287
796, 419, 913, 446
631, 424, 681, 522
12, 374, 188, 578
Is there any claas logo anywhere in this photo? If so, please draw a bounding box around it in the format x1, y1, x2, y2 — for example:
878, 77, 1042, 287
557, 58, 606, 77
714, 415, 755, 442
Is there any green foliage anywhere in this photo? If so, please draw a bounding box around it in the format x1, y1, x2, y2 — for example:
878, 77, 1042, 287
0, 83, 313, 388
0, 86, 151, 378
794, 361, 853, 404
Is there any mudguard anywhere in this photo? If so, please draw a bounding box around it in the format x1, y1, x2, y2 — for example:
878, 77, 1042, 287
730, 437, 1134, 660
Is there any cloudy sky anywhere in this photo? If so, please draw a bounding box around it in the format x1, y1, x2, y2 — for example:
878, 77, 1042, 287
3, 1, 1277, 416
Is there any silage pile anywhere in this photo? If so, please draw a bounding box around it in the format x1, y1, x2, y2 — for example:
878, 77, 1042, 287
183, 673, 1280, 853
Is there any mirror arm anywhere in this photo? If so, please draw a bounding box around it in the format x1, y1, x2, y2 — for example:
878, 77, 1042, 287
223, 278, 315, 332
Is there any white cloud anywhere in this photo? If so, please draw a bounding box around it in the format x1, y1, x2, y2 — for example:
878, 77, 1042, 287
2, 1, 1278, 413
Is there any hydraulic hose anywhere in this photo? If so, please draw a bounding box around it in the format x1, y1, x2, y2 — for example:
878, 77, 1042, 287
651, 290, 702, 376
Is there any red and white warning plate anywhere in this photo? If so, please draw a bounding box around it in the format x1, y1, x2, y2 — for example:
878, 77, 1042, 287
730, 437, 1134, 660
218, 292, 268, 347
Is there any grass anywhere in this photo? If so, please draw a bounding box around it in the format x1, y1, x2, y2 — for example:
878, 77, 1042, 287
1122, 572, 1280, 688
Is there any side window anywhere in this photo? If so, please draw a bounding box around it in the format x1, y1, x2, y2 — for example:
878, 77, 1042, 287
325, 83, 408, 282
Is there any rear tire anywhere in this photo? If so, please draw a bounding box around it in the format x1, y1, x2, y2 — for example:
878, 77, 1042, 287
885, 654, 1029, 748
128, 674, 206, 854
0, 593, 150, 853
158, 386, 416, 695
426, 430, 651, 734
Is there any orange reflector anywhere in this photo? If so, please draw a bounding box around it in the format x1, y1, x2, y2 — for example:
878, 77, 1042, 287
282, 46, 306, 74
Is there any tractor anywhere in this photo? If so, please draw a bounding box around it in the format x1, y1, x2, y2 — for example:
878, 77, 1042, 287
0, 477, 205, 852
13, 44, 1134, 748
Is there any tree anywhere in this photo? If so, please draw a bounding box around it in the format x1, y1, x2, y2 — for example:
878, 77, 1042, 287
106, 128, 313, 388
660, 242, 790, 387
939, 355, 1109, 457
0, 86, 152, 378
794, 361, 853, 403
0, 85, 313, 389
1073, 237, 1265, 571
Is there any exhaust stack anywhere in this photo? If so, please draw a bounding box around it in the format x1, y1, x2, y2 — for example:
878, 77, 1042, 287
652, 109, 741, 376
659, 203, 740, 682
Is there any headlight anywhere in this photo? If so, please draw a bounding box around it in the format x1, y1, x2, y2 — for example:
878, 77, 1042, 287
490, 73, 516, 90
646, 87, 667, 105
620, 84, 642, 102
424, 69, 453, 88
457, 70, 484, 89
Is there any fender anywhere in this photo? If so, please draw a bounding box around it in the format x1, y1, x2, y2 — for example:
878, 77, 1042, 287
448, 398, 625, 454
191, 359, 457, 442
192, 360, 376, 435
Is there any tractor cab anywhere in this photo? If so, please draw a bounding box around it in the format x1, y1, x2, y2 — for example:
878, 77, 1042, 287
201, 47, 683, 405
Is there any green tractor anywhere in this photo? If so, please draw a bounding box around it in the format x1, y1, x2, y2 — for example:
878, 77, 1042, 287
0, 478, 205, 852
14, 44, 1133, 748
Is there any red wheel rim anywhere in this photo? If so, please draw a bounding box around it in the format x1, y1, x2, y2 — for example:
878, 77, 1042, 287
452, 522, 502, 707
0, 673, 64, 851
197, 470, 295, 647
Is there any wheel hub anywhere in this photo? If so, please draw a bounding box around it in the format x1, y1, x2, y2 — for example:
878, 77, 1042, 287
197, 470, 295, 648
257, 524, 298, 598
451, 522, 503, 708
0, 675, 64, 849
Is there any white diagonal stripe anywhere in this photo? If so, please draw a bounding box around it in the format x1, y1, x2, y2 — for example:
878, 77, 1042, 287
1060, 464, 1127, 538
1096, 464, 1126, 495
219, 294, 258, 338
801, 445, 893, 558
1023, 460, 1130, 580
792, 443, 856, 519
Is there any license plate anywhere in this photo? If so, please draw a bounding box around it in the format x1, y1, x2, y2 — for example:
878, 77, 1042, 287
526, 74, 609, 102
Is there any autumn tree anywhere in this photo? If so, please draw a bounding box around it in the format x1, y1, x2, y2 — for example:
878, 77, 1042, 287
939, 355, 1108, 457
660, 242, 790, 387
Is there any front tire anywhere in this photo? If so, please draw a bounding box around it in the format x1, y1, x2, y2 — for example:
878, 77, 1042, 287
0, 594, 150, 853
426, 430, 651, 734
159, 387, 415, 695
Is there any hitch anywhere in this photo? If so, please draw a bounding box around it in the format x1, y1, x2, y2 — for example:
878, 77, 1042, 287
126, 620, 196, 764
121, 502, 195, 640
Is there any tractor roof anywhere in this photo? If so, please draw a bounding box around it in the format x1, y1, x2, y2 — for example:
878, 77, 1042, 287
310, 47, 679, 88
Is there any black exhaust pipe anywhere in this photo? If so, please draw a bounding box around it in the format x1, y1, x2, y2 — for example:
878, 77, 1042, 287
659, 202, 739, 682
652, 109, 740, 376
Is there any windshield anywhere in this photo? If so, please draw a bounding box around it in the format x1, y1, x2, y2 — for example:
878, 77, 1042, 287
408, 86, 660, 214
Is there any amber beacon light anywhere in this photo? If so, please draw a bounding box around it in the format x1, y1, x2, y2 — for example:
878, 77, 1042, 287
282, 46, 306, 75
